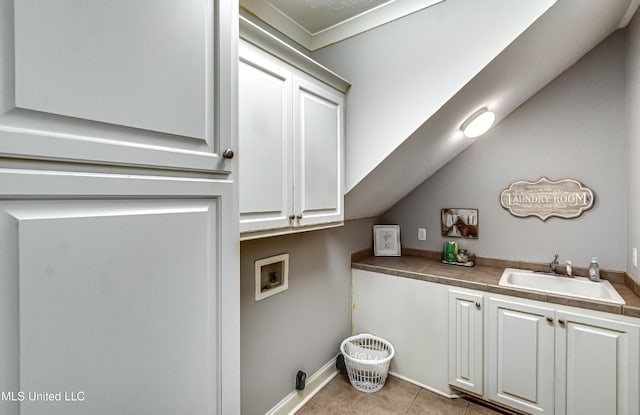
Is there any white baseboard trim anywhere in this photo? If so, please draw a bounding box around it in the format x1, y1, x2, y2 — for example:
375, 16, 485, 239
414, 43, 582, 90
266, 357, 339, 415
387, 371, 459, 399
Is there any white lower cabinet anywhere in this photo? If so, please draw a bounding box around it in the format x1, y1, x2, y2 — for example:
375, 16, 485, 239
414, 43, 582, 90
447, 291, 640, 415
487, 298, 555, 414
355, 270, 640, 415
555, 310, 639, 415
448, 290, 484, 396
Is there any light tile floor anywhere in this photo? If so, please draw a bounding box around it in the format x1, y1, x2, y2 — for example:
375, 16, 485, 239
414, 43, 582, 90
296, 374, 513, 415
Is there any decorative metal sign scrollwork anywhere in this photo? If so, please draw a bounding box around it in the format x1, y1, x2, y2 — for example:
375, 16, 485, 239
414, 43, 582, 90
500, 177, 594, 221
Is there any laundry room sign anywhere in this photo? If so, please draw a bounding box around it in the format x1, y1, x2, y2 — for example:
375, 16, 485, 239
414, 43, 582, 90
500, 177, 594, 221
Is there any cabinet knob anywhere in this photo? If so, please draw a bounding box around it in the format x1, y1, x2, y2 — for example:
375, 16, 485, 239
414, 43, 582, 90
558, 319, 566, 325
546, 316, 553, 323
222, 148, 234, 159
288, 214, 295, 220
296, 214, 303, 220
475, 302, 481, 309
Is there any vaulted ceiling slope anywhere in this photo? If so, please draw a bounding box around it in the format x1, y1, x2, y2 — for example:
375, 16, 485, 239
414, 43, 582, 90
310, 0, 639, 219
312, 0, 554, 193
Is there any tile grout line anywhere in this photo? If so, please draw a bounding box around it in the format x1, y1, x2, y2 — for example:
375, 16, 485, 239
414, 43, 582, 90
342, 386, 364, 415
403, 391, 420, 414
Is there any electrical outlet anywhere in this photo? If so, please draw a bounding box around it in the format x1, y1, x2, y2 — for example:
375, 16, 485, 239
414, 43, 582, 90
633, 248, 638, 268
418, 228, 427, 241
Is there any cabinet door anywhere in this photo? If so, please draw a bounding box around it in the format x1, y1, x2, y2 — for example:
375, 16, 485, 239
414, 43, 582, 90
293, 77, 344, 227
0, 170, 238, 415
555, 311, 640, 415
0, 0, 234, 172
239, 42, 294, 233
487, 298, 555, 414
448, 290, 484, 396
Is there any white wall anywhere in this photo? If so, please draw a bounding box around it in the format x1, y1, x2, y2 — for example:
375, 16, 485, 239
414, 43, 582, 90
312, 0, 554, 193
627, 12, 640, 282
352, 270, 451, 394
240, 218, 376, 415
383, 31, 628, 271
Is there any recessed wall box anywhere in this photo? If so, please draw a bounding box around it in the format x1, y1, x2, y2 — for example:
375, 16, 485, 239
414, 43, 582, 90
255, 254, 289, 301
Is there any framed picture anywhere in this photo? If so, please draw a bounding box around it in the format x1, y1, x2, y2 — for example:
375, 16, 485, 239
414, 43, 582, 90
441, 208, 479, 239
373, 225, 401, 256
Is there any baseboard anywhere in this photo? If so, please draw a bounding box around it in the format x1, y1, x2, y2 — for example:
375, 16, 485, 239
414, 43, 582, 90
266, 357, 339, 415
387, 371, 459, 399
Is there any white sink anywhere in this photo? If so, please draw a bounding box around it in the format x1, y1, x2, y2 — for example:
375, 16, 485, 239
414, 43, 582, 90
499, 268, 625, 305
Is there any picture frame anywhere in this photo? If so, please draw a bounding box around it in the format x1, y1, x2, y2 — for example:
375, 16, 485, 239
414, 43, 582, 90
441, 208, 479, 239
373, 225, 401, 256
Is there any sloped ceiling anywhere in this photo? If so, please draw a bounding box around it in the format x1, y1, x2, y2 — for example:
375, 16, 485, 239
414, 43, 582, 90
313, 0, 557, 193
311, 0, 639, 219
244, 0, 640, 220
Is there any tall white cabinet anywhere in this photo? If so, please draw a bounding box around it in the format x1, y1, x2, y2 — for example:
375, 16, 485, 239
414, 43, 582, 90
0, 1, 239, 414
238, 18, 349, 239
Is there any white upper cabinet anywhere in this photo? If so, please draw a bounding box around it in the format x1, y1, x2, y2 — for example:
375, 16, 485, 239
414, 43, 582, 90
0, 0, 233, 173
238, 20, 348, 239
239, 42, 293, 233
294, 77, 343, 227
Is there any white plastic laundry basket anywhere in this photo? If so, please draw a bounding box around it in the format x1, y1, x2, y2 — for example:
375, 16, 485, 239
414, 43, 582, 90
340, 333, 395, 393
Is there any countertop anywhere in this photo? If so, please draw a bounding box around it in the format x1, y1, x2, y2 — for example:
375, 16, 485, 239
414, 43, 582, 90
352, 254, 640, 318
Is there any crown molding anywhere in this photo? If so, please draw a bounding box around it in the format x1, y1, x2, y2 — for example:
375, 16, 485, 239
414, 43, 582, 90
240, 0, 444, 51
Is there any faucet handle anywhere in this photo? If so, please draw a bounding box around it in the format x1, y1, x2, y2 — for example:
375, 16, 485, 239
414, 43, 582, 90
552, 254, 559, 264
565, 260, 573, 277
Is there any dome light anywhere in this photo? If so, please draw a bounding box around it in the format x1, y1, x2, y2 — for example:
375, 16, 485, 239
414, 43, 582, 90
461, 108, 496, 138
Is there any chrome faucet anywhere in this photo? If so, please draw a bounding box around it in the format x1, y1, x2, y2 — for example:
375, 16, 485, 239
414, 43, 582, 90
549, 254, 559, 274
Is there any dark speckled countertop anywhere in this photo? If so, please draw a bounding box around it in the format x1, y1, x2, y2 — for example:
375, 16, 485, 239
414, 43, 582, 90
352, 254, 640, 318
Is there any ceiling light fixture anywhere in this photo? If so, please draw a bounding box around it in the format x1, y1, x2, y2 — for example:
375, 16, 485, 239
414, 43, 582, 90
461, 108, 496, 138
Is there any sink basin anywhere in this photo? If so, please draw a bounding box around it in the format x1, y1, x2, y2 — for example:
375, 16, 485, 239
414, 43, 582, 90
499, 268, 625, 305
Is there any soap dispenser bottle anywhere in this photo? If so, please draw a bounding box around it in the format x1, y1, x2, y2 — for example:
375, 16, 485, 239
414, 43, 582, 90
588, 257, 600, 282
